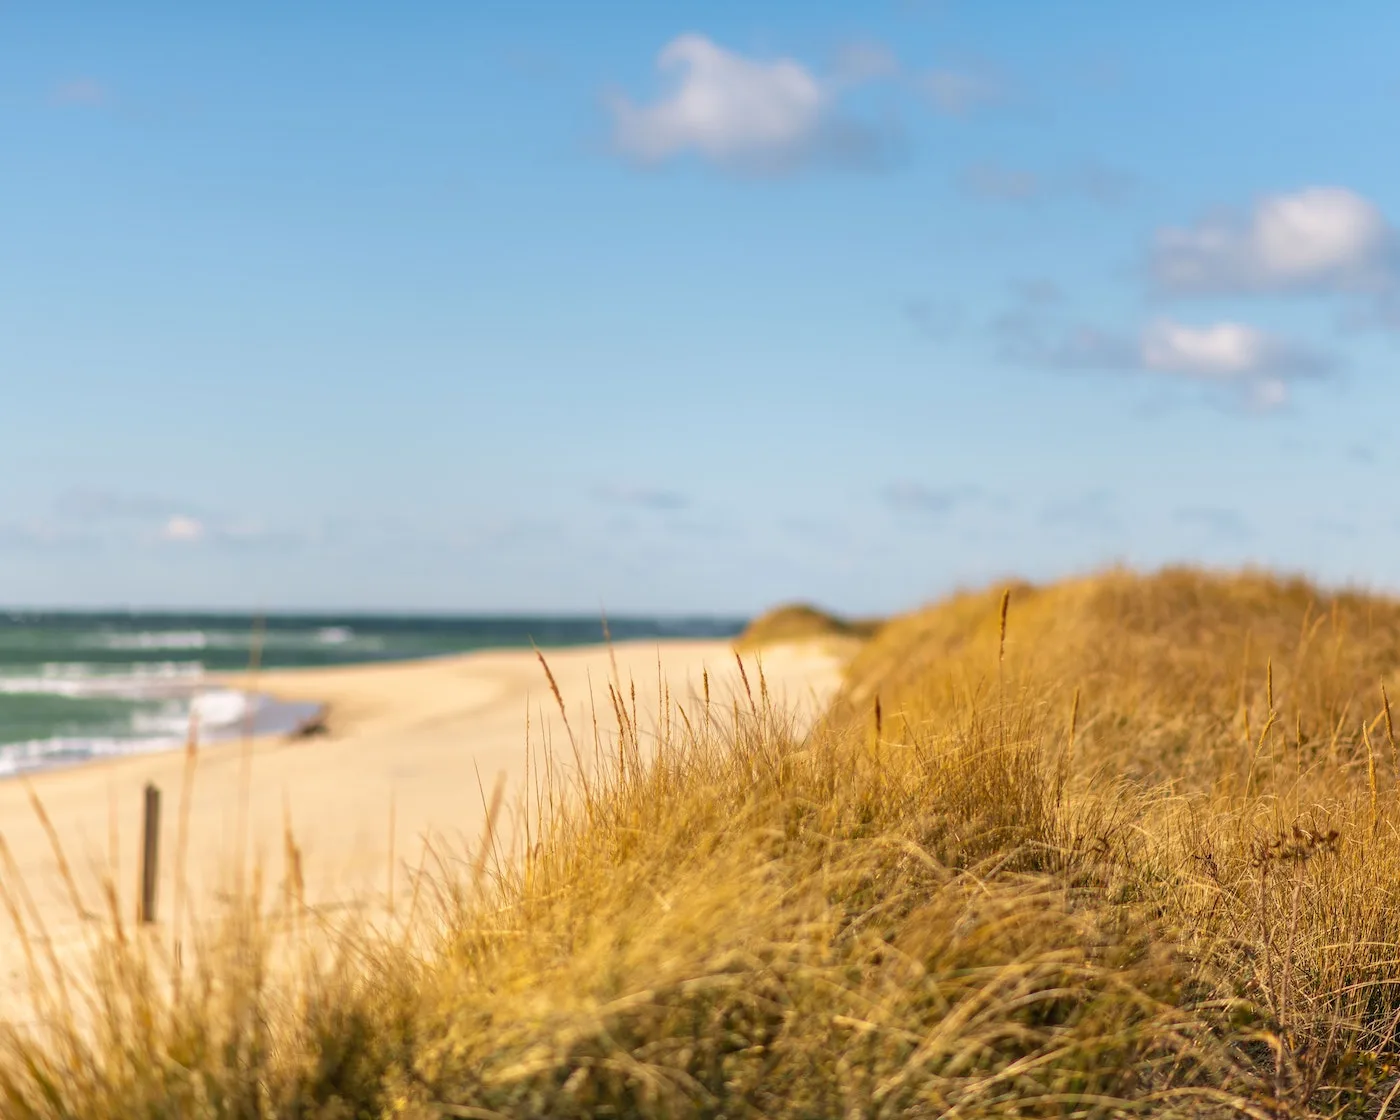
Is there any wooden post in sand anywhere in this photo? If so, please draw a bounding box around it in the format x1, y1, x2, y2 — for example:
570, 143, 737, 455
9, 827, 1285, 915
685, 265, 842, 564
140, 783, 161, 924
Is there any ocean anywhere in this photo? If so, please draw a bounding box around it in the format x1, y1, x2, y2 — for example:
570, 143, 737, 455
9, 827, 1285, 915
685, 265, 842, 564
0, 612, 744, 778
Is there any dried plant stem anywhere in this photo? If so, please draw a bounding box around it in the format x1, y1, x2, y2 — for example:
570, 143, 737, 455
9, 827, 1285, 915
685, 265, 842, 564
470, 771, 508, 894
1365, 722, 1380, 837
1384, 682, 1398, 785
172, 719, 200, 994
1059, 687, 1081, 799
24, 782, 88, 926
235, 614, 266, 901
0, 834, 71, 1023
997, 589, 1010, 744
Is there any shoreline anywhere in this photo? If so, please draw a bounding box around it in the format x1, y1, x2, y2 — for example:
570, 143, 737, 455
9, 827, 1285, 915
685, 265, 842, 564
0, 636, 752, 788
0, 689, 326, 784
0, 636, 849, 1015
0, 618, 750, 785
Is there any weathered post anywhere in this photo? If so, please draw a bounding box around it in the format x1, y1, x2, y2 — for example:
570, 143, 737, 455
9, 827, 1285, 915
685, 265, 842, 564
141, 783, 161, 924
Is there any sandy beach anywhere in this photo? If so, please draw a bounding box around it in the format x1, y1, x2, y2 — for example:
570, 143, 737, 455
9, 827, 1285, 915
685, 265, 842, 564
0, 637, 847, 1015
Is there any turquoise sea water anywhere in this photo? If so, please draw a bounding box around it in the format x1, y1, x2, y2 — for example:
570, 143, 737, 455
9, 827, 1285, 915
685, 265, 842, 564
0, 612, 744, 777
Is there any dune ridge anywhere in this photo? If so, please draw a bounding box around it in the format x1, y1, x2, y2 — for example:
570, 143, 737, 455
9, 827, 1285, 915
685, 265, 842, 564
6, 569, 1400, 1116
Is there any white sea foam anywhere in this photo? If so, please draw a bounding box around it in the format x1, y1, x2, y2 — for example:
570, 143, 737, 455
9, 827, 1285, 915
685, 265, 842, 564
97, 629, 212, 651
0, 658, 280, 775
0, 690, 315, 778
0, 661, 205, 699
0, 734, 179, 778
191, 688, 257, 728
128, 690, 257, 737
86, 626, 379, 653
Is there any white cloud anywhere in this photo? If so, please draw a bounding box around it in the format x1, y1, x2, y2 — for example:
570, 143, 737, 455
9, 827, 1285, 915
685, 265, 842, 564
610, 35, 823, 168
995, 304, 1330, 411
606, 36, 1022, 172
45, 489, 305, 550
608, 34, 893, 173
1152, 187, 1396, 293
1141, 320, 1275, 378
1139, 319, 1324, 408
161, 515, 206, 543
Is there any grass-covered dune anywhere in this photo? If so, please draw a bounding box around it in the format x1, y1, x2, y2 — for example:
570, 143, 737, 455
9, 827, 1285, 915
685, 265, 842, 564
734, 602, 882, 650
7, 567, 1400, 1117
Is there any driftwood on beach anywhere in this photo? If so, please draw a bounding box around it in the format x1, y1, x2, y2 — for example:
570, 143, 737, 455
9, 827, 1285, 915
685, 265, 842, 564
285, 708, 329, 741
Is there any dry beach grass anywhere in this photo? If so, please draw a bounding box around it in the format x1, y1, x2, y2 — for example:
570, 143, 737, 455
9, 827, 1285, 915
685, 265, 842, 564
5, 568, 1400, 1115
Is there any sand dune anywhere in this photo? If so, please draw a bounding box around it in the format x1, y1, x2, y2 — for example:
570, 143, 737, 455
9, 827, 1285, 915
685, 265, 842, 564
0, 638, 847, 1015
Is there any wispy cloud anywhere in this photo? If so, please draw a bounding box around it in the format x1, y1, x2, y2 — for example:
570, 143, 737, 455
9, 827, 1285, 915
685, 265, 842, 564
607, 34, 897, 174
919, 65, 1007, 115
606, 36, 1028, 175
993, 308, 1136, 370
593, 484, 690, 512
160, 515, 206, 543
0, 522, 99, 552
882, 481, 988, 517
994, 283, 1334, 411
779, 515, 850, 545
503, 47, 565, 82
1142, 318, 1329, 381
155, 514, 301, 549
1341, 290, 1400, 333
1072, 160, 1140, 205
55, 487, 187, 521
832, 39, 1009, 117
1012, 278, 1064, 306
1041, 490, 1121, 533
903, 297, 961, 340
208, 520, 308, 551
1151, 187, 1397, 295
1312, 515, 1359, 539
1174, 506, 1252, 540
51, 78, 110, 108
957, 161, 1041, 202
51, 487, 303, 550
957, 160, 1140, 206
57, 488, 210, 543
831, 40, 901, 86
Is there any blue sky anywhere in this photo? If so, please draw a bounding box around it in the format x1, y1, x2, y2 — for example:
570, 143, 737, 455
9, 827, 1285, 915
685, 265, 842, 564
2, 2, 1398, 615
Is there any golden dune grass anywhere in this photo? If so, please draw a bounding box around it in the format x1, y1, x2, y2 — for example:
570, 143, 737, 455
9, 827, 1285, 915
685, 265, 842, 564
5, 568, 1400, 1116
734, 602, 882, 652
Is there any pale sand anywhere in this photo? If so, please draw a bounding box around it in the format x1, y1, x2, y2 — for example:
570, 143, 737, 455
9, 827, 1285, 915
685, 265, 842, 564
0, 638, 848, 1015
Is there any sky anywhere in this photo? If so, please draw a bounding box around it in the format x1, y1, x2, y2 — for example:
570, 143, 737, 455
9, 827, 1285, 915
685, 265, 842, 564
2, 2, 1399, 616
